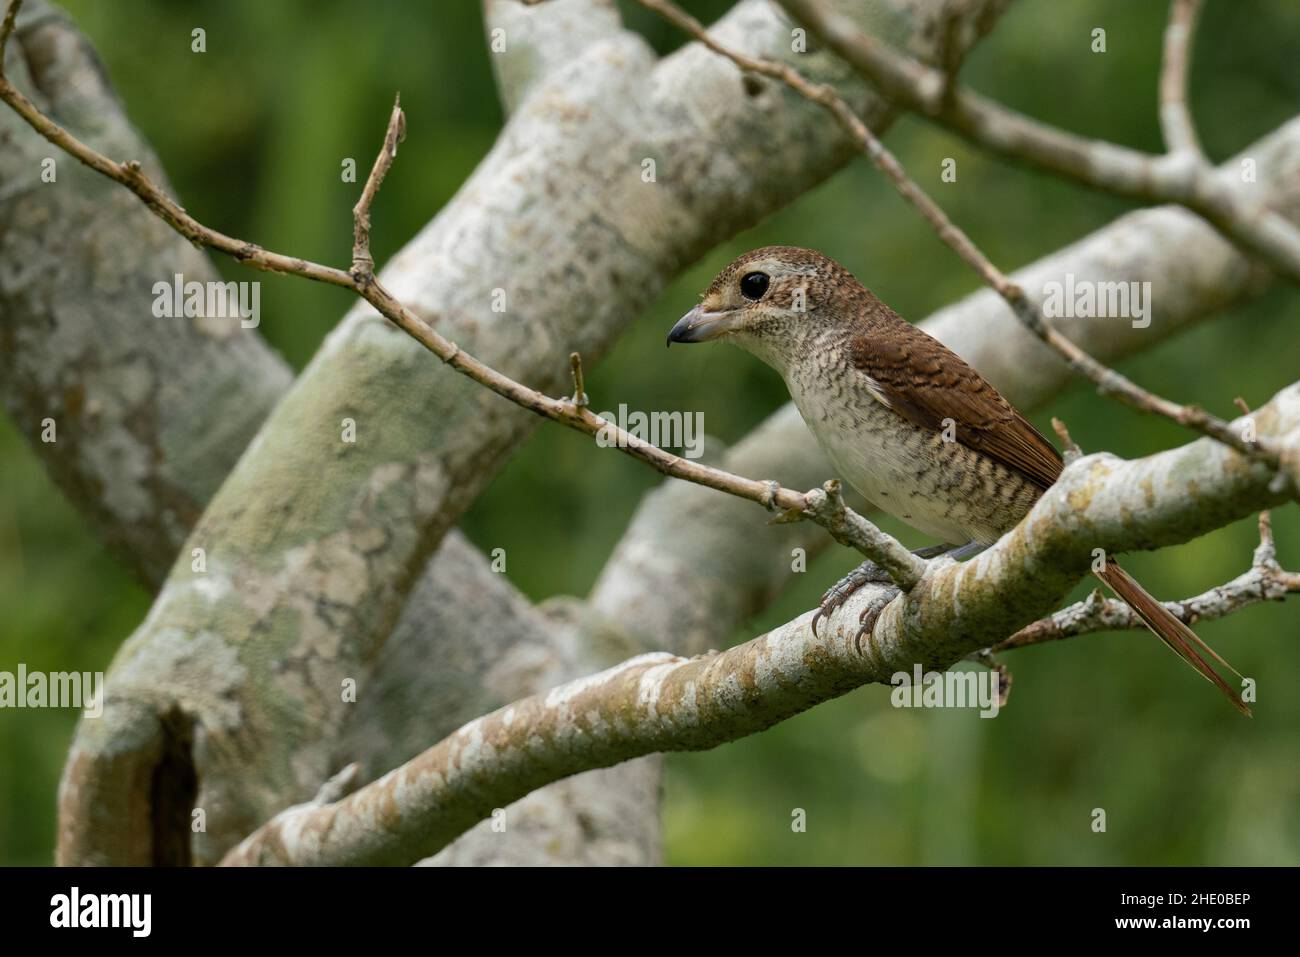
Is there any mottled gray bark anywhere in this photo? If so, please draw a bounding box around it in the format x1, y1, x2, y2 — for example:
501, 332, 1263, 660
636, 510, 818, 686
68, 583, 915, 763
0, 1, 291, 584
222, 381, 1300, 866
342, 542, 666, 867
484, 0, 623, 115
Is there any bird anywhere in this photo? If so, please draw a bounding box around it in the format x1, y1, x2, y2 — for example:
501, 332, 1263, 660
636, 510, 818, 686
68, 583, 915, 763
667, 245, 1248, 715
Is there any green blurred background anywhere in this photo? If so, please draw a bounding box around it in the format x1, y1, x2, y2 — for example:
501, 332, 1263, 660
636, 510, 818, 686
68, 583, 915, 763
2, 0, 1298, 865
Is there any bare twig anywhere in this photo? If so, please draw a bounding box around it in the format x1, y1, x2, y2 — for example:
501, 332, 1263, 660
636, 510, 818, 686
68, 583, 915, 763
0, 0, 17, 54
568, 351, 588, 408
1051, 416, 1082, 465
1159, 0, 1204, 157
633, 0, 1289, 484
994, 511, 1300, 652
351, 93, 406, 281
803, 480, 926, 590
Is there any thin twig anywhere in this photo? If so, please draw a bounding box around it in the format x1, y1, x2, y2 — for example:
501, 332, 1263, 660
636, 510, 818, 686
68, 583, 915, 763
1051, 416, 1082, 465
804, 480, 926, 590
351, 93, 406, 281
568, 351, 588, 407
0, 0, 17, 55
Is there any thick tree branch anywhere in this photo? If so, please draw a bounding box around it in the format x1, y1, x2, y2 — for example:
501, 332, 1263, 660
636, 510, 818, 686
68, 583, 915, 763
340, 538, 666, 867
0, 0, 292, 583
484, 0, 623, 114
223, 382, 1300, 866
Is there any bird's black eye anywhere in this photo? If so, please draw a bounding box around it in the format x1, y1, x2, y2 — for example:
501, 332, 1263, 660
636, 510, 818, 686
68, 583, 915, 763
739, 271, 770, 301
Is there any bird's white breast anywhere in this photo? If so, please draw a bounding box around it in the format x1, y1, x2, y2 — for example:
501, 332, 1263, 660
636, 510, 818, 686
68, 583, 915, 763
784, 363, 983, 546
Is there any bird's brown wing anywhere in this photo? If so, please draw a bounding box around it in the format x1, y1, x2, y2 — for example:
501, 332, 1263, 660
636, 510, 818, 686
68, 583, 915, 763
849, 326, 1063, 489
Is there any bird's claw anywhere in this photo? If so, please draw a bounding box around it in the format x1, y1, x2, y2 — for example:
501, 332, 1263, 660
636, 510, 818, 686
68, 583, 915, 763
810, 559, 895, 637
853, 591, 896, 657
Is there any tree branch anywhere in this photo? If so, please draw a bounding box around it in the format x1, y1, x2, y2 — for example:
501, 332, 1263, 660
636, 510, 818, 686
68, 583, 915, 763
1158, 0, 1204, 158
223, 381, 1300, 865
485, 0, 623, 114
995, 513, 1300, 652
350, 94, 406, 280
0, 0, 293, 583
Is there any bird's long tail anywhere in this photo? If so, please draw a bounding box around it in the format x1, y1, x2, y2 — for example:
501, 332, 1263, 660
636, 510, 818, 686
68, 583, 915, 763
1095, 558, 1250, 716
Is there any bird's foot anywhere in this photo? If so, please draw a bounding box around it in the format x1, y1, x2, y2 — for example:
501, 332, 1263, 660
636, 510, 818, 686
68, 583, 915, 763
811, 544, 954, 638
811, 559, 896, 637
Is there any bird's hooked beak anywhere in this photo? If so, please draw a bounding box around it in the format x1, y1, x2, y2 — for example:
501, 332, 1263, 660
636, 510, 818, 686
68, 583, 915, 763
666, 305, 742, 346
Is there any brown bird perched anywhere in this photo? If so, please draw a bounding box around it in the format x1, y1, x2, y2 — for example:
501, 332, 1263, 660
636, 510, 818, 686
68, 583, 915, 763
668, 246, 1247, 715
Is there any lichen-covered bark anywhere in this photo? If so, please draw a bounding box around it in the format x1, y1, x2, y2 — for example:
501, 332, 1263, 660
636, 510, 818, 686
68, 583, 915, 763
59, 0, 997, 865
341, 543, 666, 867
483, 0, 623, 115
222, 382, 1300, 867
590, 116, 1300, 659
0, 2, 291, 584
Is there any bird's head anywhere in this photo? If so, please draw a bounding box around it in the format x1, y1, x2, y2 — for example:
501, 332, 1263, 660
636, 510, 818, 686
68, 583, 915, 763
667, 246, 859, 371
